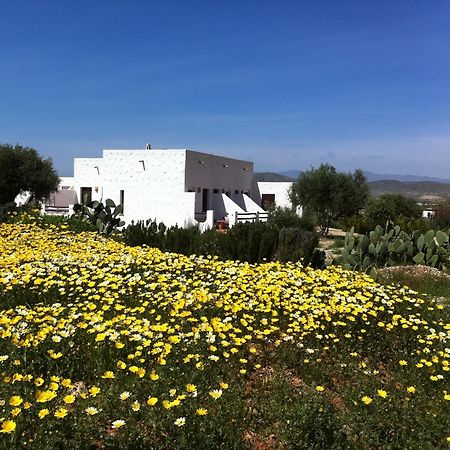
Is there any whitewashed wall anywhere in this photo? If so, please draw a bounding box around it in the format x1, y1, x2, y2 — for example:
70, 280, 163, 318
255, 182, 294, 209
59, 177, 75, 189
185, 150, 253, 220
73, 158, 104, 204
73, 149, 256, 227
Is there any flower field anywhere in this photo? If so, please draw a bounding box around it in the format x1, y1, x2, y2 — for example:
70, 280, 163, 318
0, 222, 449, 449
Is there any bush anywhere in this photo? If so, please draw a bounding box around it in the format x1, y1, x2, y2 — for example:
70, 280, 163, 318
164, 225, 202, 255
122, 219, 166, 248
123, 219, 322, 266
363, 194, 422, 229
220, 221, 279, 263
277, 228, 320, 265
432, 198, 450, 230
268, 206, 315, 231
0, 201, 18, 222
342, 212, 432, 235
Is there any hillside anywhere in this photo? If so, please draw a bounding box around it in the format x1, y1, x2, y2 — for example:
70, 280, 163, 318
279, 170, 450, 184
256, 170, 450, 201
369, 180, 450, 201
254, 172, 295, 182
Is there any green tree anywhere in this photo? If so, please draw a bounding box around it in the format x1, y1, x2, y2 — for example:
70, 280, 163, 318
363, 193, 422, 229
0, 144, 59, 206
432, 197, 450, 229
290, 164, 369, 235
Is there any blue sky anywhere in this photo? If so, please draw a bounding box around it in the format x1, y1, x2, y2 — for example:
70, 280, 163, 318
1, 0, 449, 177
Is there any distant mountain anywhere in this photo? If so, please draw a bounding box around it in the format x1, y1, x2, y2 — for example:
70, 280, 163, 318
264, 169, 450, 201
364, 171, 450, 184
369, 180, 450, 201
277, 169, 450, 184
278, 170, 302, 180
254, 172, 295, 182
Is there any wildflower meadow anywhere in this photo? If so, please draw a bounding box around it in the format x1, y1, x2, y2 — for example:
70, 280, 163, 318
0, 222, 449, 449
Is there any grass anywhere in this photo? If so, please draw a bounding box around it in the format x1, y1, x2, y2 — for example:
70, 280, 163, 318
377, 265, 450, 303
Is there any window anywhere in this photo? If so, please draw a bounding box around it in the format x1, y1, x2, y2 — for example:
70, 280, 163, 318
202, 188, 209, 212
261, 194, 275, 210
80, 187, 92, 205
213, 189, 219, 194
120, 190, 124, 213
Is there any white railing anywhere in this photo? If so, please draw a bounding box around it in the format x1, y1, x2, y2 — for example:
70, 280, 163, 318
235, 211, 269, 224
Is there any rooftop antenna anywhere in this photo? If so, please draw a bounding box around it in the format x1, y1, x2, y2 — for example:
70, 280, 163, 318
146, 144, 151, 150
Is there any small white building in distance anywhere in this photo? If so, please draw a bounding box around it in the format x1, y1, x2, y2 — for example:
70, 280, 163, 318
72, 147, 276, 228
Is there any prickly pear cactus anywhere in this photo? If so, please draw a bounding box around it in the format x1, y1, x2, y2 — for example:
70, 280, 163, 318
336, 221, 449, 275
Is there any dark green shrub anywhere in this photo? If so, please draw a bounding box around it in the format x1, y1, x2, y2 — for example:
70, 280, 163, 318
363, 193, 422, 230
277, 228, 321, 266
123, 219, 322, 266
432, 198, 450, 230
342, 213, 432, 235
198, 229, 222, 256
123, 219, 166, 248
0, 201, 19, 222
217, 221, 278, 263
394, 215, 432, 234
164, 225, 202, 255
340, 214, 372, 234
268, 206, 315, 231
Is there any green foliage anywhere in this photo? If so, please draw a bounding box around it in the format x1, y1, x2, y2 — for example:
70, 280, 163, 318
0, 143, 59, 205
73, 199, 125, 235
363, 193, 423, 230
432, 197, 450, 230
267, 206, 315, 231
122, 219, 166, 247
277, 227, 324, 267
336, 221, 450, 274
123, 220, 323, 266
220, 221, 279, 263
164, 225, 202, 255
0, 202, 18, 222
290, 164, 368, 236
342, 213, 432, 235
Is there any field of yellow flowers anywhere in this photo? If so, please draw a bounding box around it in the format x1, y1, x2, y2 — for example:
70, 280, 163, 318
0, 222, 449, 449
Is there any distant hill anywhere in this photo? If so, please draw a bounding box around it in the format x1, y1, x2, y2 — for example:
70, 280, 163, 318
364, 171, 450, 184
278, 170, 450, 184
254, 172, 295, 182
369, 180, 450, 201
259, 169, 450, 201
278, 170, 302, 180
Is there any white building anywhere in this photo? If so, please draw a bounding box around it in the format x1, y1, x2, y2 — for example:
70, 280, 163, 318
254, 181, 294, 210
72, 147, 269, 228
44, 177, 77, 215
14, 146, 296, 228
